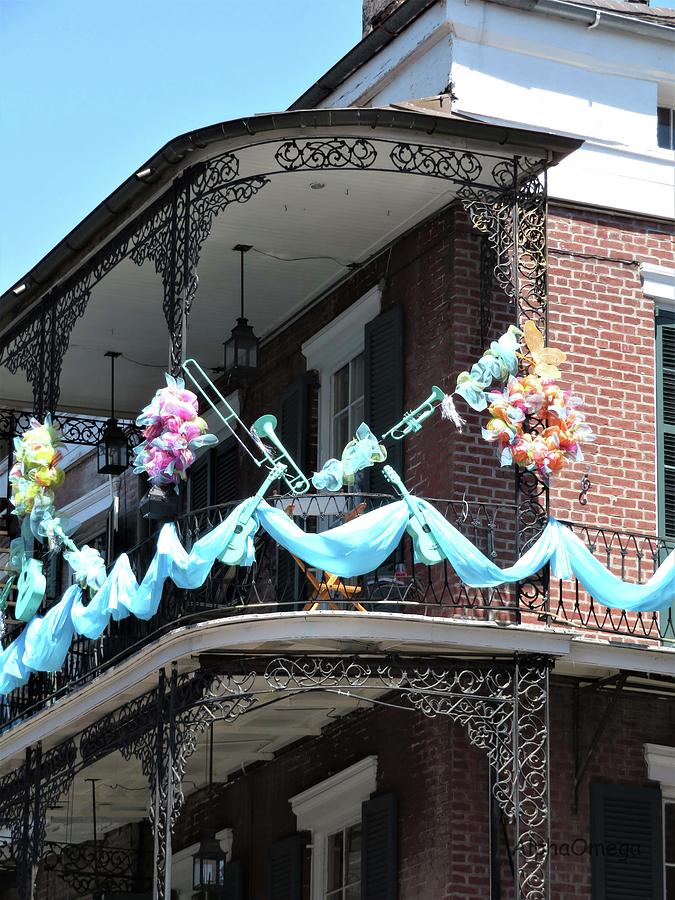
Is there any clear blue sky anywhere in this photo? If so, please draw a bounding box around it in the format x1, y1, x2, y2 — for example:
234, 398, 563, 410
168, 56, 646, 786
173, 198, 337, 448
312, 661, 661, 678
1, 0, 673, 294
0, 0, 362, 293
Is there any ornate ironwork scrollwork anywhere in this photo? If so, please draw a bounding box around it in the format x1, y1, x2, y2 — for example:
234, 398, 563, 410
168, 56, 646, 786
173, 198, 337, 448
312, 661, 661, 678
0, 407, 142, 447
390, 144, 482, 182
42, 841, 142, 895
275, 138, 377, 171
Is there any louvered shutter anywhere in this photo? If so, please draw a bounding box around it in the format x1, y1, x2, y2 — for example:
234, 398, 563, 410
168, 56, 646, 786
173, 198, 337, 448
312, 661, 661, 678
45, 552, 61, 601
657, 313, 675, 539
276, 379, 309, 609
364, 306, 404, 496
267, 834, 304, 900
590, 783, 663, 899
214, 441, 239, 506
223, 859, 244, 900
190, 457, 210, 511
279, 377, 309, 472
361, 793, 397, 900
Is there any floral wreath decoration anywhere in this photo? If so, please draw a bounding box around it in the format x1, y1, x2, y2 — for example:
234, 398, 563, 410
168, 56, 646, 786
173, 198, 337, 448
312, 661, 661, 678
132, 373, 217, 488
454, 322, 594, 479
9, 416, 66, 543
7, 417, 108, 599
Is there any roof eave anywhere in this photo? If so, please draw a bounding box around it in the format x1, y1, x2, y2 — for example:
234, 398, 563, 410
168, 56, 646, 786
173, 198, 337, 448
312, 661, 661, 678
1, 107, 582, 331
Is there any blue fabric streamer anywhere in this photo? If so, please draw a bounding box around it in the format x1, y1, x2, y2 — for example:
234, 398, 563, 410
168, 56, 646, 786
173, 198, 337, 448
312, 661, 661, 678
1, 494, 673, 697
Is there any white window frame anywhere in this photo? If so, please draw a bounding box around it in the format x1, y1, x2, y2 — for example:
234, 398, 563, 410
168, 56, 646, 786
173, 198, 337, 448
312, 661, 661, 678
290, 756, 377, 900
644, 743, 674, 896
302, 285, 381, 465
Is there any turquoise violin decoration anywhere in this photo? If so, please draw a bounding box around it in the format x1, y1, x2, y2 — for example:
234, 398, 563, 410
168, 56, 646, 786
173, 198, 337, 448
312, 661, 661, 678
382, 465, 443, 566
15, 558, 46, 621
0, 576, 14, 611
219, 462, 287, 566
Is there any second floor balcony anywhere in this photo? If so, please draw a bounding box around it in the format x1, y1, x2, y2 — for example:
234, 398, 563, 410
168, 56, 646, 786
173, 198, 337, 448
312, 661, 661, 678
0, 487, 672, 733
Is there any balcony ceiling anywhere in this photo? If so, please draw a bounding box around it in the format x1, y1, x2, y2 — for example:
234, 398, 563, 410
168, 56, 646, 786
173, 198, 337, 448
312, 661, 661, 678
44, 682, 380, 843
0, 109, 582, 419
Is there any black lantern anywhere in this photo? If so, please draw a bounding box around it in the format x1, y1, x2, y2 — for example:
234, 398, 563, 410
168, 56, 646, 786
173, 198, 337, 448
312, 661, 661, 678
192, 836, 227, 893
97, 351, 129, 475
192, 723, 227, 893
223, 244, 259, 377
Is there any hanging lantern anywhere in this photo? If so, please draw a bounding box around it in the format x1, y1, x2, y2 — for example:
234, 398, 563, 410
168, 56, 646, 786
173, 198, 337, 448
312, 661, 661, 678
223, 244, 259, 378
192, 722, 227, 894
192, 835, 227, 893
97, 352, 129, 475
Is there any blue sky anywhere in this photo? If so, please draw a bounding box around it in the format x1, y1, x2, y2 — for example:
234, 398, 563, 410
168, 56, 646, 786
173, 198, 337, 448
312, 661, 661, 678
0, 0, 362, 292
1, 0, 672, 294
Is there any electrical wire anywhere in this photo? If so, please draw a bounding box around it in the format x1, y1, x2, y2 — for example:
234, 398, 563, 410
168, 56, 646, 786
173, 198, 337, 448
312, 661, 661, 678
119, 353, 167, 369
251, 247, 357, 268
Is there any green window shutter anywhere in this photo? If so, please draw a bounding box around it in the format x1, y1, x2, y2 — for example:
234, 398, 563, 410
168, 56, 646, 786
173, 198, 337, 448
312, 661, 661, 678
223, 859, 244, 900
364, 306, 404, 496
189, 456, 210, 511
657, 313, 675, 540
590, 783, 663, 899
276, 379, 309, 609
279, 377, 309, 473
267, 834, 304, 900
361, 793, 398, 900
214, 440, 239, 506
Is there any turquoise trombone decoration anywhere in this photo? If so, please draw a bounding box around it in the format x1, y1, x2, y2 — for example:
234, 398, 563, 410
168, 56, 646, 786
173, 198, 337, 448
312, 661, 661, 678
182, 358, 310, 497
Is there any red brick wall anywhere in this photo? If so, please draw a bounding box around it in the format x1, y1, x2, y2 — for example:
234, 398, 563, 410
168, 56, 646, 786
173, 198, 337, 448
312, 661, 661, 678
168, 679, 674, 900
57, 200, 672, 626
547, 205, 674, 536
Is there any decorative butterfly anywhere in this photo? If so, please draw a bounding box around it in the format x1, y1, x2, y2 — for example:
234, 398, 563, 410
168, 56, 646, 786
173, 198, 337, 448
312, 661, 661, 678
521, 322, 566, 381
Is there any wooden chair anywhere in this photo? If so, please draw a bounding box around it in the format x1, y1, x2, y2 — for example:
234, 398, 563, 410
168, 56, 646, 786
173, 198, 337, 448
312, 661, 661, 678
282, 502, 368, 612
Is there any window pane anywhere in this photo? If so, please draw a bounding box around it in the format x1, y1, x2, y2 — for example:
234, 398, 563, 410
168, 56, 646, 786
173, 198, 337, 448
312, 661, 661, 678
333, 364, 350, 415
350, 400, 364, 435
333, 411, 350, 458
345, 823, 362, 885
666, 802, 675, 864
345, 886, 360, 900
657, 106, 673, 150
326, 831, 344, 892
351, 353, 364, 400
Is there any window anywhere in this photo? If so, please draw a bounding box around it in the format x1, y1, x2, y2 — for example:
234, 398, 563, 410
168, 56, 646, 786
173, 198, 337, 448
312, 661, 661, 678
326, 823, 362, 900
302, 286, 381, 463
331, 353, 364, 459
656, 311, 675, 541
658, 107, 675, 151
290, 757, 377, 900
645, 744, 675, 899
666, 800, 675, 899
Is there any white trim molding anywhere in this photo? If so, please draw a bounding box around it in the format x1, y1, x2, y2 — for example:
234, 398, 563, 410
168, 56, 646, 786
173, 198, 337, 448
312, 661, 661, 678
644, 743, 675, 800
291, 756, 377, 899
640, 263, 675, 314
302, 284, 381, 461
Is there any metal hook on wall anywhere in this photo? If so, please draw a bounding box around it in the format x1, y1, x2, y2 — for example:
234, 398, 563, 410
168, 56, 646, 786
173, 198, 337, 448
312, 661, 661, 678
578, 469, 592, 506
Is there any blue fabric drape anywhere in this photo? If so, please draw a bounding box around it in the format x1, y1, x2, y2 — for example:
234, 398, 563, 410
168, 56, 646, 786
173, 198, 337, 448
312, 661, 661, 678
1, 495, 673, 697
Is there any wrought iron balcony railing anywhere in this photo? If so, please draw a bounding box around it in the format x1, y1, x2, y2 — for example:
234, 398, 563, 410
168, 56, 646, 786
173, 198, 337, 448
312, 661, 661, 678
0, 494, 672, 732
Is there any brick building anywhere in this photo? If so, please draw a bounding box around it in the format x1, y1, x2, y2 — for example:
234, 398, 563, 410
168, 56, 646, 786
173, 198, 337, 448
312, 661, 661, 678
0, 1, 673, 899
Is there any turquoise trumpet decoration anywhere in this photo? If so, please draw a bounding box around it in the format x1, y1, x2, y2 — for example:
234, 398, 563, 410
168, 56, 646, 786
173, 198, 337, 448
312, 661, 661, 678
382, 386, 447, 440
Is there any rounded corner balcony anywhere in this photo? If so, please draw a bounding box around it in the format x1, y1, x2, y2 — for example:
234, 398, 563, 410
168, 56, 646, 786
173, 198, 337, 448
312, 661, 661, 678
0, 107, 671, 743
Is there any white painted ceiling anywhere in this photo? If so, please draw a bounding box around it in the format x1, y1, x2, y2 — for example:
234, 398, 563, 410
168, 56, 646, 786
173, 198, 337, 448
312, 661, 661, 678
1, 154, 464, 416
